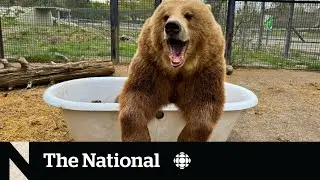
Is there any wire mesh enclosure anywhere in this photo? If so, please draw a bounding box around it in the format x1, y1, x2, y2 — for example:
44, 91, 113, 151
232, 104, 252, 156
0, 0, 113, 62
117, 0, 153, 62
230, 0, 320, 70
0, 0, 319, 70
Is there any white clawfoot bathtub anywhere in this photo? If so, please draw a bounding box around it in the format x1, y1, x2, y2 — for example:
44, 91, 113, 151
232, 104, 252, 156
43, 77, 258, 142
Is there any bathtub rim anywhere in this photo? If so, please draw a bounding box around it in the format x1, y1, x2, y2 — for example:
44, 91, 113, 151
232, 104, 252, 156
43, 76, 258, 112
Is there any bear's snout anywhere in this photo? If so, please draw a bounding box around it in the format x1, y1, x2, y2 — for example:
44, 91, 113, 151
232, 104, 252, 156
165, 20, 181, 36
164, 19, 189, 42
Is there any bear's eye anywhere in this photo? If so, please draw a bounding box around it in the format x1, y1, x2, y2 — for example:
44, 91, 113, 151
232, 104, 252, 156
184, 13, 193, 20
163, 15, 169, 21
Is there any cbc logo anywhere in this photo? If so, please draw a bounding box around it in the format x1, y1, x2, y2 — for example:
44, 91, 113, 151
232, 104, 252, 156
173, 152, 191, 169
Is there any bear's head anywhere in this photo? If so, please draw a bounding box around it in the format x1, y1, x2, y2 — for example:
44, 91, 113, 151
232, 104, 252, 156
148, 0, 225, 72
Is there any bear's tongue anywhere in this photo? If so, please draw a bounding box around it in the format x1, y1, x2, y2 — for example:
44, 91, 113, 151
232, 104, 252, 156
172, 43, 183, 56
170, 44, 184, 65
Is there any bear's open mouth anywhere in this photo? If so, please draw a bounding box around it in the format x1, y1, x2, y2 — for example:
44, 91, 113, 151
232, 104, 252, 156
167, 39, 188, 68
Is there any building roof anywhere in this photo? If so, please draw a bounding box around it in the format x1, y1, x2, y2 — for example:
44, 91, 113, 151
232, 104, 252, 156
34, 6, 71, 12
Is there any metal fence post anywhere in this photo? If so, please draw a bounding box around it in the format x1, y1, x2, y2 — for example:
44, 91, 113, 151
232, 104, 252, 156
258, 2, 265, 50
155, 0, 162, 10
225, 0, 236, 65
110, 0, 119, 64
284, 1, 295, 58
0, 17, 4, 59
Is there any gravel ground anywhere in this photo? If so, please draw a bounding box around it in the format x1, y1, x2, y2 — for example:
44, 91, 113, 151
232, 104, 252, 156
0, 64, 319, 142
226, 68, 320, 142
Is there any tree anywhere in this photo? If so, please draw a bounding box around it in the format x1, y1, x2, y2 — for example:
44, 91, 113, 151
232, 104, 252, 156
65, 0, 89, 8
118, 0, 153, 22
13, 0, 59, 7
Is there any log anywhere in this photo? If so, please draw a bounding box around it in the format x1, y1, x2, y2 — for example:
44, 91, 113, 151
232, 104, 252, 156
0, 58, 115, 90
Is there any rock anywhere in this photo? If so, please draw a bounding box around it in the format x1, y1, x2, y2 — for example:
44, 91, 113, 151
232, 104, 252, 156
53, 52, 70, 62
294, 65, 307, 69
226, 65, 233, 75
308, 83, 316, 87
276, 137, 290, 142
254, 111, 262, 115
30, 120, 41, 126
48, 36, 64, 45
120, 35, 136, 43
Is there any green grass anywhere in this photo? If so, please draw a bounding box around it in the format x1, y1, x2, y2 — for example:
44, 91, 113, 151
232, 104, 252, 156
2, 17, 20, 27
3, 24, 137, 62
231, 45, 320, 70
306, 64, 320, 70
260, 29, 320, 39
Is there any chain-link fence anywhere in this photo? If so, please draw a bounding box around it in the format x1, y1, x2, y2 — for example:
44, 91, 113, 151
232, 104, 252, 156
0, 0, 319, 70
0, 0, 154, 63
229, 0, 320, 70
118, 0, 154, 61
0, 0, 112, 62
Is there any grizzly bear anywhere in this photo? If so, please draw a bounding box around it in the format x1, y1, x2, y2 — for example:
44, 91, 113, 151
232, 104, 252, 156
117, 0, 226, 142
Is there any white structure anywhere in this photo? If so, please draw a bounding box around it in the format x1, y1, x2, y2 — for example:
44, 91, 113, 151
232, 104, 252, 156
16, 6, 71, 25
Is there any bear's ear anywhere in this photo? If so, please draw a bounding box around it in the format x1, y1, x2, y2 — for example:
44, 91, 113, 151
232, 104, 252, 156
206, 4, 211, 10
162, 0, 183, 1
163, 0, 202, 2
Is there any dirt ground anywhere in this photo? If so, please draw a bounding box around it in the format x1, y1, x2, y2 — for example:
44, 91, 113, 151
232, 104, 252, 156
0, 64, 319, 142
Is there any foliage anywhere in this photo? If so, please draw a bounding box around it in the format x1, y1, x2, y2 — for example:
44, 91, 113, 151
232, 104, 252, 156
118, 0, 153, 22
89, 1, 109, 9
0, 5, 24, 26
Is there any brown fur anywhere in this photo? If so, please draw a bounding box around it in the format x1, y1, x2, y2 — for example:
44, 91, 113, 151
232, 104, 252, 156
117, 0, 226, 142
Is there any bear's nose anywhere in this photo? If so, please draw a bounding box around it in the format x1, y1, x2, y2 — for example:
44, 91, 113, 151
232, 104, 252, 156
165, 20, 181, 35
